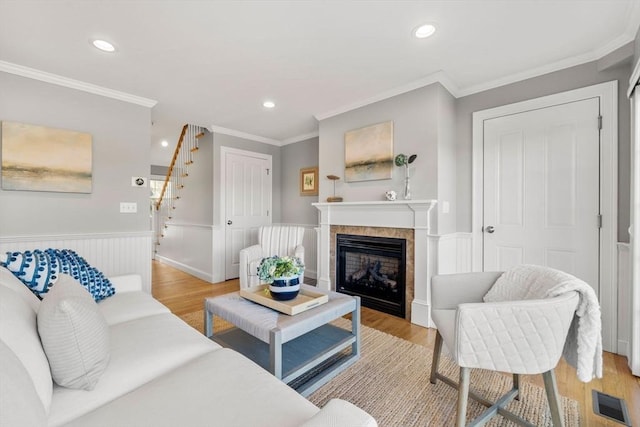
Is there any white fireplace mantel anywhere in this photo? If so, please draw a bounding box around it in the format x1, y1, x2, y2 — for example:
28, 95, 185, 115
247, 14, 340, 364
313, 200, 437, 327
312, 200, 437, 230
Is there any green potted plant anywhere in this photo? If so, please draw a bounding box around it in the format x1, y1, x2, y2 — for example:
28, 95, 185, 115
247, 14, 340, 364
394, 153, 417, 200
257, 255, 304, 301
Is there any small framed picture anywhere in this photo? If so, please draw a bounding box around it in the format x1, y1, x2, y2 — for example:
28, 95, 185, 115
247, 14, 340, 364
300, 166, 318, 196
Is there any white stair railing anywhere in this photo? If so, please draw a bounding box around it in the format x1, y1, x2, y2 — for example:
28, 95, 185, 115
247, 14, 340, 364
155, 124, 204, 247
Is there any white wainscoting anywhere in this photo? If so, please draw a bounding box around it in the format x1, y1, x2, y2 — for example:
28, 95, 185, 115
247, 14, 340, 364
617, 243, 631, 357
0, 231, 153, 293
159, 223, 317, 285
435, 232, 473, 275
155, 223, 213, 283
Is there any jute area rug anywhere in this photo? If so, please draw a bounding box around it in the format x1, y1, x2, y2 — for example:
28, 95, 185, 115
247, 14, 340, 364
179, 311, 580, 427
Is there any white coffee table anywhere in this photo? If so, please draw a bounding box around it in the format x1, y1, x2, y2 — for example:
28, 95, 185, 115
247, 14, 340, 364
204, 285, 360, 396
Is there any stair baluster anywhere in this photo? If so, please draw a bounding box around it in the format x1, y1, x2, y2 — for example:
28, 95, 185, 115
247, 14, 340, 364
155, 124, 205, 247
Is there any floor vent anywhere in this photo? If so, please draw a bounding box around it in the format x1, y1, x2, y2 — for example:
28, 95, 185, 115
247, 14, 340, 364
592, 390, 631, 425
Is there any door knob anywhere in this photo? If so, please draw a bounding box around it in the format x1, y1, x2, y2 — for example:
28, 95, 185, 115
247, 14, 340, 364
227, 220, 233, 225
485, 225, 495, 233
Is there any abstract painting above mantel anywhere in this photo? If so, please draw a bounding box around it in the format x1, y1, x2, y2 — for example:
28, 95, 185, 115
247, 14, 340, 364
344, 120, 393, 182
1, 121, 92, 193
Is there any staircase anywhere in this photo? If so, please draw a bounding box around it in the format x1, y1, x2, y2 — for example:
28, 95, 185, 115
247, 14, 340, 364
155, 124, 205, 248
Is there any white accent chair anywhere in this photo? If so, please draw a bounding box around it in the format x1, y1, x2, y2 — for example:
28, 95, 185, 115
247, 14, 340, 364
429, 272, 579, 427
239, 225, 305, 289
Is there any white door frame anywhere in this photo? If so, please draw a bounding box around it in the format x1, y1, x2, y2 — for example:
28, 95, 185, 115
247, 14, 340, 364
627, 63, 640, 376
219, 146, 273, 279
471, 80, 618, 352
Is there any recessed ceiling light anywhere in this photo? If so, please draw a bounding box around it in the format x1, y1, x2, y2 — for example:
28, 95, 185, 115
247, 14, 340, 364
92, 39, 116, 52
414, 24, 436, 39
263, 101, 276, 109
161, 140, 169, 147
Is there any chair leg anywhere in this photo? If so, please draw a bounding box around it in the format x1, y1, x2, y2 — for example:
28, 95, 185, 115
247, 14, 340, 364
457, 367, 470, 427
430, 331, 443, 384
542, 370, 564, 427
513, 373, 520, 401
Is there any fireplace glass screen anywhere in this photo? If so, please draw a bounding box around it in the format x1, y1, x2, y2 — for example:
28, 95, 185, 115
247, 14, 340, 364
336, 234, 405, 317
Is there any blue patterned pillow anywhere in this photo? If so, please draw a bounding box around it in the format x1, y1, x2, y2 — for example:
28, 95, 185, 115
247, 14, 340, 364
1, 249, 115, 301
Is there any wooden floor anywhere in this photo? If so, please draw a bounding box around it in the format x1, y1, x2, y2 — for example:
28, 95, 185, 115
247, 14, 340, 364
152, 261, 640, 426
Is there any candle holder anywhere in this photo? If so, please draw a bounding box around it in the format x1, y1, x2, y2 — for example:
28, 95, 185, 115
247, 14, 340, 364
326, 175, 343, 202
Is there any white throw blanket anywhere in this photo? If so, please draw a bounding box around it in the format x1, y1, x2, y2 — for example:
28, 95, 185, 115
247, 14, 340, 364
483, 264, 603, 382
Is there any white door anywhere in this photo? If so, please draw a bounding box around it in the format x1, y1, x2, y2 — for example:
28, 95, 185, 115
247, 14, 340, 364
223, 149, 272, 280
483, 97, 600, 292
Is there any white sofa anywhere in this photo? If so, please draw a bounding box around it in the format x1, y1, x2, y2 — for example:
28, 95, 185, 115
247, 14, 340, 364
0, 264, 376, 427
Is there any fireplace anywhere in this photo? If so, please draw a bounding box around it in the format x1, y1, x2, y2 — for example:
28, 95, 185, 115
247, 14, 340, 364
336, 234, 406, 318
313, 200, 437, 327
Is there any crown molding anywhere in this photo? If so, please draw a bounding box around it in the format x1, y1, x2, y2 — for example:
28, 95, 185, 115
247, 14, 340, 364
0, 60, 157, 108
628, 52, 640, 98
457, 32, 636, 98
281, 131, 319, 146
456, 5, 639, 98
314, 14, 640, 119
209, 125, 282, 146
456, 50, 599, 98
314, 71, 460, 121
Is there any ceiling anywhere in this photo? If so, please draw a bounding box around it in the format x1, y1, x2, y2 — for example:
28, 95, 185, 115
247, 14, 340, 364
0, 0, 638, 165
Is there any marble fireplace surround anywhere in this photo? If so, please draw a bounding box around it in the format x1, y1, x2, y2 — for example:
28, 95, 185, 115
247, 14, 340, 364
313, 200, 437, 327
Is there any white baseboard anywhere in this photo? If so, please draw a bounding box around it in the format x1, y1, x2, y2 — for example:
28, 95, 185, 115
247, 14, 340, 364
411, 299, 432, 328
155, 255, 213, 283
618, 340, 629, 358
304, 269, 318, 281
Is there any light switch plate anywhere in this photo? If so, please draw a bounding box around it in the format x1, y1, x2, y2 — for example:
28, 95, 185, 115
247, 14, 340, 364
120, 202, 137, 213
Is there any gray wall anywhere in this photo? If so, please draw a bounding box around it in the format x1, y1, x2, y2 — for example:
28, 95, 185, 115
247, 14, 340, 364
150, 164, 169, 176
455, 59, 631, 242
281, 137, 319, 225
318, 83, 460, 234
212, 133, 282, 225
162, 131, 316, 227
0, 72, 151, 235
437, 86, 458, 235
318, 84, 440, 206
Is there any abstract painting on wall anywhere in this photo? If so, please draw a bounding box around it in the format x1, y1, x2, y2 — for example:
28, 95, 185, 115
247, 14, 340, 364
1, 121, 92, 193
344, 120, 393, 182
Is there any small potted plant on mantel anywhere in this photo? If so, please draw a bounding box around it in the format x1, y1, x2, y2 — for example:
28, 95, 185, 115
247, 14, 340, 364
257, 255, 305, 301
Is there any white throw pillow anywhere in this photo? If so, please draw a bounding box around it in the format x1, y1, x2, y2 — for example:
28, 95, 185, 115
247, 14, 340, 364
37, 274, 110, 390
0, 284, 53, 412
0, 266, 41, 312
0, 340, 47, 427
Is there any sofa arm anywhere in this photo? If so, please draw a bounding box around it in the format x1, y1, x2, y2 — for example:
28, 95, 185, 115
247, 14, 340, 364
300, 399, 377, 427
432, 272, 502, 309
239, 245, 263, 289
109, 274, 142, 293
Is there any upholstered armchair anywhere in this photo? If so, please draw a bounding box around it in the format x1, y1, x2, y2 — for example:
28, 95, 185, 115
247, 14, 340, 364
239, 225, 305, 289
429, 271, 581, 427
